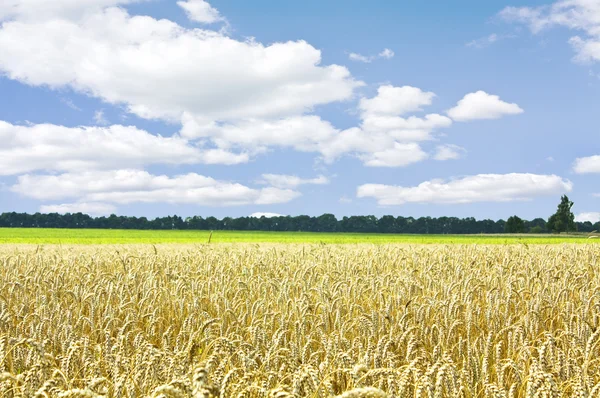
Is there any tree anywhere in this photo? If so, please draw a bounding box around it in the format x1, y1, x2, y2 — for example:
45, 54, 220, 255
505, 216, 525, 233
315, 214, 338, 232
577, 221, 594, 233
378, 215, 397, 233
525, 218, 547, 233
547, 195, 576, 233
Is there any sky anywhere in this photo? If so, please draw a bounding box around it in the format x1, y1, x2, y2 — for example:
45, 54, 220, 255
0, 0, 599, 222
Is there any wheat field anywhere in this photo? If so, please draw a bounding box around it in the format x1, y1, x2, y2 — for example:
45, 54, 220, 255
0, 244, 599, 397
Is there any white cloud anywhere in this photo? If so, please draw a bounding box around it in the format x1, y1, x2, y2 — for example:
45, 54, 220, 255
569, 36, 600, 62
40, 202, 117, 216
349, 53, 374, 63
379, 48, 395, 59
201, 148, 250, 165
466, 33, 499, 49
0, 0, 473, 170
359, 143, 428, 168
357, 173, 572, 205
0, 102, 453, 173
500, 1, 600, 35
359, 85, 436, 116
500, 0, 600, 63
181, 95, 452, 166
433, 144, 466, 161
575, 212, 600, 223
361, 113, 452, 141
250, 212, 284, 218
447, 91, 524, 121
314, 85, 453, 167
221, 116, 438, 168
259, 174, 329, 189
94, 110, 108, 125
0, 120, 247, 175
12, 170, 301, 206
0, 0, 144, 21
177, 0, 223, 24
573, 155, 600, 173
0, 2, 491, 171
181, 115, 338, 152
348, 48, 395, 63
0, 7, 361, 123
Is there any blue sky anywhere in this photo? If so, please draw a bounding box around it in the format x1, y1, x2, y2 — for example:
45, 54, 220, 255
1, 0, 599, 221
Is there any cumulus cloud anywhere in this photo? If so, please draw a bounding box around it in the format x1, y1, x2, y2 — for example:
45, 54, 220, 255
575, 212, 600, 223
0, 7, 361, 123
359, 85, 436, 116
447, 91, 524, 121
0, 0, 144, 21
0, 2, 506, 176
359, 143, 429, 168
356, 86, 452, 148
0, 120, 248, 175
573, 155, 600, 173
433, 144, 466, 161
357, 173, 572, 205
177, 0, 224, 24
40, 202, 117, 216
332, 86, 452, 165
0, 103, 452, 173
250, 212, 284, 218
180, 84, 453, 166
181, 115, 338, 152
361, 114, 452, 142
500, 0, 600, 63
12, 170, 301, 206
259, 174, 329, 189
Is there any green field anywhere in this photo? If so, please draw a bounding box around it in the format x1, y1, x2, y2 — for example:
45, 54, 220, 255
0, 228, 597, 244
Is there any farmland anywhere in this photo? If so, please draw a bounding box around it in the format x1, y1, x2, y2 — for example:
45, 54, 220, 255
0, 243, 599, 397
0, 227, 597, 244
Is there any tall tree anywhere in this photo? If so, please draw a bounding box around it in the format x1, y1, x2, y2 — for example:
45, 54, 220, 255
547, 195, 576, 233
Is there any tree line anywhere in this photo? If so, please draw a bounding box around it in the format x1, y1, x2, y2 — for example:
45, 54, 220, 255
0, 196, 595, 234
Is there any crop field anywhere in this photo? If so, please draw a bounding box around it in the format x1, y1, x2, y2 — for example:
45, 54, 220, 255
0, 244, 599, 397
0, 228, 598, 245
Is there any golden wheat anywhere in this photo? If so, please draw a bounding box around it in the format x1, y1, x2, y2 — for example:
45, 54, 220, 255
0, 244, 598, 397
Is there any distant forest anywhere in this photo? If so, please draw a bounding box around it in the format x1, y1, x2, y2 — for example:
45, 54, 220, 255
0, 212, 598, 234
